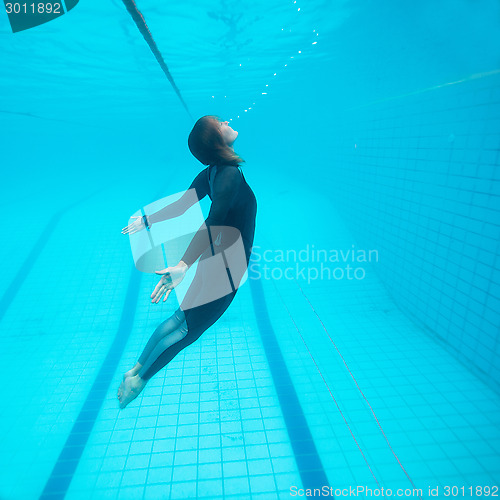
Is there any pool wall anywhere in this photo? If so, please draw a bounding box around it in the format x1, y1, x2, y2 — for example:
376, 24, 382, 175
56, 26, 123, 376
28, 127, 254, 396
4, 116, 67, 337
326, 72, 500, 393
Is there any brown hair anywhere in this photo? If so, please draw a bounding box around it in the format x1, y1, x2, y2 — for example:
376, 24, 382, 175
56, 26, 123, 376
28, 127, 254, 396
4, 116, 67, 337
188, 115, 244, 166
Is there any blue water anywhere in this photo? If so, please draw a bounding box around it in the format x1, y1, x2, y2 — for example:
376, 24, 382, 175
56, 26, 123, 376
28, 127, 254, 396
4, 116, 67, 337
1, 0, 499, 498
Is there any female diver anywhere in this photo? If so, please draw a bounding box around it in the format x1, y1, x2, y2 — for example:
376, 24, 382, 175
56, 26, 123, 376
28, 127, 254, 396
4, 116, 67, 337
118, 116, 257, 409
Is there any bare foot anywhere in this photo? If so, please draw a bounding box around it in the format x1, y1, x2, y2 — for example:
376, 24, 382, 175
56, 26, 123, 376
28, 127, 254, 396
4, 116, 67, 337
118, 375, 146, 409
117, 364, 142, 399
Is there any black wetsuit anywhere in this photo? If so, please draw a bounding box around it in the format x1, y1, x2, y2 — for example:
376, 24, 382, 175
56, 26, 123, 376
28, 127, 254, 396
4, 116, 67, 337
137, 164, 257, 381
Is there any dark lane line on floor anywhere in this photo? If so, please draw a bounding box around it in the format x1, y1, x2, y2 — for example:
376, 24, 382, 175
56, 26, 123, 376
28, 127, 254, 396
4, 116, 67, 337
248, 263, 331, 493
0, 188, 107, 325
39, 265, 142, 500
0, 210, 63, 324
39, 187, 168, 498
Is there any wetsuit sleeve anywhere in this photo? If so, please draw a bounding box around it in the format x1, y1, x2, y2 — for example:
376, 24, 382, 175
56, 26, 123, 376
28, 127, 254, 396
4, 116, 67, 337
148, 168, 209, 224
181, 166, 242, 267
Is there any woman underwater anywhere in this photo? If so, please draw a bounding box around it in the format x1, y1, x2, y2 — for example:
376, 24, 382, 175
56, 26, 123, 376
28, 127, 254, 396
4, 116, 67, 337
118, 115, 257, 409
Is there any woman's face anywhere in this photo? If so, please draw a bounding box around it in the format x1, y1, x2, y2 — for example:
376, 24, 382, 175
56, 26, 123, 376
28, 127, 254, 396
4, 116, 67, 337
217, 119, 238, 146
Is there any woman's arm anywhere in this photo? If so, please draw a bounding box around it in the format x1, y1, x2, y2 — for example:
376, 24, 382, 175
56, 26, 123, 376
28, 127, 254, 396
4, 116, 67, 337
180, 166, 242, 268
148, 168, 209, 225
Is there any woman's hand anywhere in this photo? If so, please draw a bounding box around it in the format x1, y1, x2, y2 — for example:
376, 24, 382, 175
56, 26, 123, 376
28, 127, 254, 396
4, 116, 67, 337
121, 216, 150, 235
151, 262, 188, 303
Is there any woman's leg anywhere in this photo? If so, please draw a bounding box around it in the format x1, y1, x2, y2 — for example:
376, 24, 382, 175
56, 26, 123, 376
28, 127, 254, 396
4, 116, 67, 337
117, 309, 187, 397
139, 290, 236, 381
118, 309, 188, 409
137, 309, 187, 367
127, 260, 207, 378
119, 292, 236, 408
137, 310, 188, 379
118, 244, 242, 408
137, 251, 240, 382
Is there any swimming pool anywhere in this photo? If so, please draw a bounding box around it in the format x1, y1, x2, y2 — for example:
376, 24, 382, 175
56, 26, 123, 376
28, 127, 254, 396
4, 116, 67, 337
1, 0, 499, 498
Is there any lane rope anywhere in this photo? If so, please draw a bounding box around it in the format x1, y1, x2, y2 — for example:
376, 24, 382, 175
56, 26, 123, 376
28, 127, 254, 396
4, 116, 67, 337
292, 278, 422, 496
121, 0, 193, 120
269, 278, 382, 488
